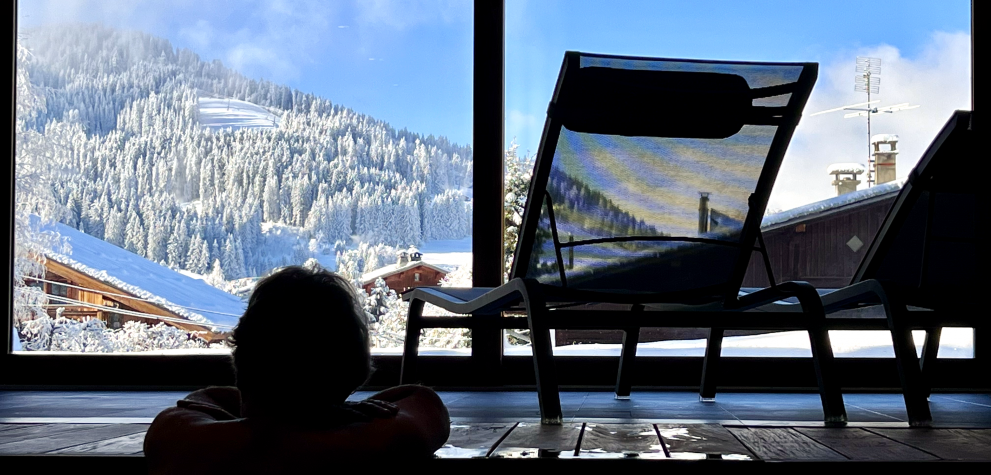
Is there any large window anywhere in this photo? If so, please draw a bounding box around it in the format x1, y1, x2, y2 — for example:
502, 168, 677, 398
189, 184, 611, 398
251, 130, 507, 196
503, 0, 974, 359
12, 1, 473, 355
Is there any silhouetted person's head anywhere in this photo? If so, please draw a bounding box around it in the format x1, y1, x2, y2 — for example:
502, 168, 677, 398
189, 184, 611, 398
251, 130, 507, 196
230, 266, 370, 417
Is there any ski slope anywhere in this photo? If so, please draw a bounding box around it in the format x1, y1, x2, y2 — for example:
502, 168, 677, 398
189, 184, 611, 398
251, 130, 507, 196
198, 95, 281, 131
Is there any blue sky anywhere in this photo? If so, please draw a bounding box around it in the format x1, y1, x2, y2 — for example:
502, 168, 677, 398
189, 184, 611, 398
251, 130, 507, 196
19, 0, 972, 209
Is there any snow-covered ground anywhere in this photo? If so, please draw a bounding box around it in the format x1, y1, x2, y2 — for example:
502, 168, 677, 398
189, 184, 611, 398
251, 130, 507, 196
418, 237, 472, 271
19, 348, 233, 355
497, 328, 974, 358
198, 95, 280, 131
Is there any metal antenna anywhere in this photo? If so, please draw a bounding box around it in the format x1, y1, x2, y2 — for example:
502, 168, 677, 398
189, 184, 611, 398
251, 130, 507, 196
855, 57, 881, 186
809, 57, 919, 188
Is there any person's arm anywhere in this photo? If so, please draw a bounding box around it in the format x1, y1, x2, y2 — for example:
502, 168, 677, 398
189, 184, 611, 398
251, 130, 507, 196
362, 385, 451, 454
144, 389, 251, 475
275, 385, 450, 459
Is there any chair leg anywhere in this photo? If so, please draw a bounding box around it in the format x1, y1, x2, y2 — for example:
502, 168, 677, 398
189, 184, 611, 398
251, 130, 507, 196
615, 327, 640, 399
400, 299, 424, 385
797, 286, 847, 424
807, 326, 847, 424
888, 305, 933, 427
699, 327, 723, 402
521, 282, 562, 425
919, 327, 941, 401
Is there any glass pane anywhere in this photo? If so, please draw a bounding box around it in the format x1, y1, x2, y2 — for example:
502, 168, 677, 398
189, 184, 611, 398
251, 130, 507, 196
13, 1, 472, 354
506, 0, 971, 356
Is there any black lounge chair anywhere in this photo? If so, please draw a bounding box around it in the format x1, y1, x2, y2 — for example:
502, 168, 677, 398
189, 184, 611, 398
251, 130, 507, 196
808, 110, 976, 427
401, 51, 848, 424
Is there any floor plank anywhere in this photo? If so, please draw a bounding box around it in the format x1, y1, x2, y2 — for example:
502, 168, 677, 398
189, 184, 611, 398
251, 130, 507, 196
0, 424, 109, 445
578, 423, 666, 459
794, 428, 936, 461
726, 427, 846, 461
47, 431, 147, 455
0, 424, 147, 455
656, 423, 757, 460
435, 423, 517, 458
0, 424, 34, 433
489, 422, 583, 458
867, 428, 991, 461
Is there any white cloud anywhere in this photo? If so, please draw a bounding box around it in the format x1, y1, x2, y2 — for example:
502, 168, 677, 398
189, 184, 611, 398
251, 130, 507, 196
770, 31, 971, 211
178, 20, 214, 50
228, 43, 299, 82
20, 0, 341, 84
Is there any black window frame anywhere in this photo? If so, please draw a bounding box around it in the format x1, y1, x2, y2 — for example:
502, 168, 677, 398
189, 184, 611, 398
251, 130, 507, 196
3, 1, 986, 391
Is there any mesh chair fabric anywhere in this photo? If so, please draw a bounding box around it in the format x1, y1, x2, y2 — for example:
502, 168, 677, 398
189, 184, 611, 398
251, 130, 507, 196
523, 54, 810, 297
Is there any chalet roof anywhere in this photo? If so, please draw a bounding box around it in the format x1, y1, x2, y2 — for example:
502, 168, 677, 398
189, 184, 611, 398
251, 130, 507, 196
761, 179, 904, 232
360, 260, 449, 286
40, 219, 245, 330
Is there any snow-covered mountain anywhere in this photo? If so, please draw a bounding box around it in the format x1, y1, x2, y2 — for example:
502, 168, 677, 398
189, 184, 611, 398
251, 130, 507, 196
18, 24, 474, 280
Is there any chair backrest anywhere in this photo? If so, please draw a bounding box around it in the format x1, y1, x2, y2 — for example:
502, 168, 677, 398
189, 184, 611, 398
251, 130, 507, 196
853, 111, 978, 311
511, 52, 817, 303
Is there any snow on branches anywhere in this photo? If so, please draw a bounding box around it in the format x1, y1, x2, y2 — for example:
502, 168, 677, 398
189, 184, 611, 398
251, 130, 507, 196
17, 315, 209, 353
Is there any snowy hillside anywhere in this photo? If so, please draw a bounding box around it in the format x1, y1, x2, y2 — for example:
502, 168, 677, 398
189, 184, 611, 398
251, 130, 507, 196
198, 95, 281, 131
18, 23, 474, 284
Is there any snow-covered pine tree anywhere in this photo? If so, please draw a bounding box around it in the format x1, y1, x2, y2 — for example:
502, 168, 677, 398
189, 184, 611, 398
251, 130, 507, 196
124, 207, 146, 256
167, 218, 190, 268
12, 42, 64, 326
263, 168, 280, 222
504, 141, 534, 277
186, 234, 210, 274
146, 218, 169, 263
206, 258, 226, 288
221, 234, 245, 279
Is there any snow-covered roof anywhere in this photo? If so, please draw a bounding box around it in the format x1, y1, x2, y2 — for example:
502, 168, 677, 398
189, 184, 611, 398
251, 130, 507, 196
871, 134, 899, 143
762, 179, 904, 231
826, 163, 866, 175
360, 260, 449, 285
41, 220, 245, 330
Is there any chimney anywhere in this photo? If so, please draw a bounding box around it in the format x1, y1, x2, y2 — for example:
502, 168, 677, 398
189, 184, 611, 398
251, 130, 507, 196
411, 251, 422, 262
698, 192, 711, 234
872, 134, 899, 185
397, 251, 409, 266
827, 163, 865, 196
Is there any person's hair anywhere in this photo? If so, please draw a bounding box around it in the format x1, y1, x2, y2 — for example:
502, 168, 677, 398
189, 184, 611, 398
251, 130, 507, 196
230, 266, 371, 413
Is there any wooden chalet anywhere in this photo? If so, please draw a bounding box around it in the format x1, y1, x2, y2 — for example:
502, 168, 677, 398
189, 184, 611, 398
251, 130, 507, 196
741, 181, 902, 288
361, 250, 448, 294
30, 221, 245, 343
38, 257, 221, 340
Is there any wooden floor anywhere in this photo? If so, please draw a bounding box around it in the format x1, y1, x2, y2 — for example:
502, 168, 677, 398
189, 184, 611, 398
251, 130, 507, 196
2, 421, 990, 462
2, 390, 989, 469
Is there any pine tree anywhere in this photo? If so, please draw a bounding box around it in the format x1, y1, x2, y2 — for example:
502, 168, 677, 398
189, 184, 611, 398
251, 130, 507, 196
124, 207, 146, 255
206, 258, 226, 288
221, 235, 245, 280
186, 234, 210, 274
263, 169, 280, 222
146, 218, 169, 263
167, 219, 189, 268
